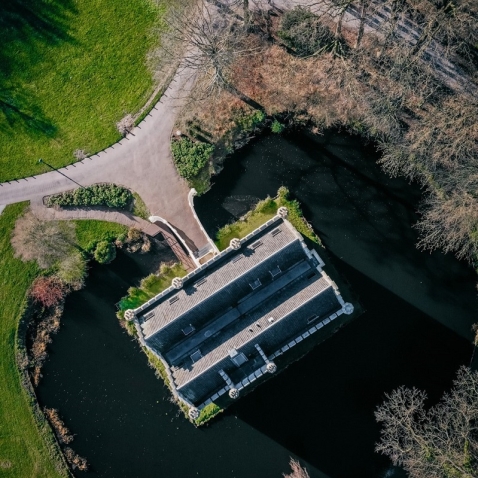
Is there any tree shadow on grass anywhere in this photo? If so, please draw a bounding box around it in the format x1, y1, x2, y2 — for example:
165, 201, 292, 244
0, 89, 57, 137
0, 0, 77, 138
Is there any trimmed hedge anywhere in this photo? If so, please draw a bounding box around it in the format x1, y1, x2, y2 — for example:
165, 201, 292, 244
46, 184, 132, 209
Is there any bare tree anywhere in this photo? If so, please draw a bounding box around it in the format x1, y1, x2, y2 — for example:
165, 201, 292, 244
162, 0, 262, 107
30, 276, 66, 308
375, 366, 478, 478
11, 210, 76, 269
283, 458, 310, 478
415, 190, 478, 262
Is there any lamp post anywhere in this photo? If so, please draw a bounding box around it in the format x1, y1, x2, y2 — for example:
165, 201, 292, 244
38, 158, 83, 188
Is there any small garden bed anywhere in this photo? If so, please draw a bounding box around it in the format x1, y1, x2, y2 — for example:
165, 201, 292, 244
45, 184, 132, 209
117, 263, 187, 320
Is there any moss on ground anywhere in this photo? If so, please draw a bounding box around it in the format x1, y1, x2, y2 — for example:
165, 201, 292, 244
144, 348, 190, 417
215, 186, 320, 250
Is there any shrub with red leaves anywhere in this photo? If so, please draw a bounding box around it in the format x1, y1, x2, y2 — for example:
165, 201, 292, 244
30, 276, 65, 308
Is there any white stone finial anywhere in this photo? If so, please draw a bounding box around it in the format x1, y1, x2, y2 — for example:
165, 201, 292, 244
343, 302, 354, 315
277, 206, 288, 218
229, 388, 240, 399
188, 407, 200, 420
229, 238, 241, 250
124, 309, 135, 321
266, 362, 277, 374
172, 277, 183, 289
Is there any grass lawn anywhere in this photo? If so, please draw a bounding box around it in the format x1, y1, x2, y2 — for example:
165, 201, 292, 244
0, 203, 68, 477
0, 0, 167, 182
74, 219, 127, 250
215, 187, 321, 250
118, 262, 187, 313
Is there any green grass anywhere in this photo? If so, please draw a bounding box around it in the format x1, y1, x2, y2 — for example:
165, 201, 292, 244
0, 203, 69, 478
215, 187, 320, 250
144, 348, 170, 387
189, 164, 212, 195
195, 403, 223, 426
74, 220, 127, 251
118, 263, 187, 312
132, 192, 150, 220
0, 0, 168, 182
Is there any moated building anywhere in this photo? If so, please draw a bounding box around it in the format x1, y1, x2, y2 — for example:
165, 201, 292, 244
126, 208, 353, 419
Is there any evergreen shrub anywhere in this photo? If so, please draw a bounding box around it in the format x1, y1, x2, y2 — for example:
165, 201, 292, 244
171, 138, 214, 180
93, 241, 116, 264
46, 184, 132, 209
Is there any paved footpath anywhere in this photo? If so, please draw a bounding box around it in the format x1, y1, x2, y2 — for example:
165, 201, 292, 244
0, 68, 210, 252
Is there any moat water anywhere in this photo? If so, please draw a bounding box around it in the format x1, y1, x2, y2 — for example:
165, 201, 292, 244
37, 130, 477, 478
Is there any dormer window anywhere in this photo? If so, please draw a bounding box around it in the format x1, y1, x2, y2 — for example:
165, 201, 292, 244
190, 349, 202, 363
249, 278, 261, 290
144, 311, 155, 320
251, 240, 263, 250
194, 278, 207, 287
270, 266, 281, 278
182, 324, 195, 336
229, 349, 248, 367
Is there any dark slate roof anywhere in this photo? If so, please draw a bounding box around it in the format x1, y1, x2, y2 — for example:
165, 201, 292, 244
172, 272, 340, 390
140, 218, 299, 340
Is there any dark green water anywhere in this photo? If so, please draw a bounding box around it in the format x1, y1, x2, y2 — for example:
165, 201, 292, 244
37, 130, 477, 478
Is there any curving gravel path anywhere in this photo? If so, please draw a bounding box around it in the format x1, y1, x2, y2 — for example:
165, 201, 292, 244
0, 68, 210, 251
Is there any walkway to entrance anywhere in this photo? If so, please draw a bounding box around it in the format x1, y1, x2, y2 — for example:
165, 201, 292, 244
0, 67, 210, 253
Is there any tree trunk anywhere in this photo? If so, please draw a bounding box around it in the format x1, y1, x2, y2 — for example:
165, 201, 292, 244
243, 0, 250, 30
354, 0, 367, 48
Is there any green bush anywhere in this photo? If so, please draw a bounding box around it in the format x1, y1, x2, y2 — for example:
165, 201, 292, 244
94, 241, 116, 264
46, 184, 132, 209
271, 119, 285, 133
236, 110, 266, 132
171, 138, 214, 180
278, 7, 335, 57
56, 251, 87, 288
